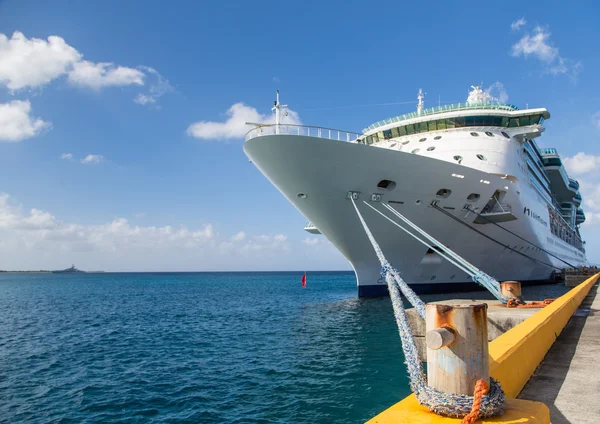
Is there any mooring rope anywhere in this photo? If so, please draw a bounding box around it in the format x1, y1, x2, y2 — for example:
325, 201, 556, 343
350, 197, 505, 418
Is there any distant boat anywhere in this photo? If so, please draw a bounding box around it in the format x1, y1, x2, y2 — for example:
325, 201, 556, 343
52, 264, 85, 274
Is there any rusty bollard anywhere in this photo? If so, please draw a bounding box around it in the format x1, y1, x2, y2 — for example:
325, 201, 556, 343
425, 303, 489, 395
501, 281, 522, 300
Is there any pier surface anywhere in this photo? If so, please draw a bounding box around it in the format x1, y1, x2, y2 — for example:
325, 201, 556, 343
519, 283, 599, 424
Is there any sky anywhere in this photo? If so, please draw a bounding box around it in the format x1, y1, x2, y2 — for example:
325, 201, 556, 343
1, 0, 600, 271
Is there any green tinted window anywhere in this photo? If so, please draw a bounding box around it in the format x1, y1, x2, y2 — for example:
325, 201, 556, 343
509, 118, 519, 128
446, 119, 455, 129
437, 119, 446, 129
465, 116, 476, 126
383, 129, 392, 139
501, 117, 509, 127
391, 127, 400, 138
419, 122, 428, 132
520, 116, 530, 126
406, 124, 414, 135
398, 126, 407, 136
428, 120, 437, 131
455, 117, 465, 127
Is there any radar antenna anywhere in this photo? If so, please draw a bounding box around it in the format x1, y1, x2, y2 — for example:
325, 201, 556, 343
272, 90, 288, 129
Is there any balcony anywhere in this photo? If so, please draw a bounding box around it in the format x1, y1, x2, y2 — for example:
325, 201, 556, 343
304, 222, 321, 234
474, 202, 517, 224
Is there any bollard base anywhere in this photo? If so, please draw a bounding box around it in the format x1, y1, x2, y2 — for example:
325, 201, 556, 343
366, 395, 549, 423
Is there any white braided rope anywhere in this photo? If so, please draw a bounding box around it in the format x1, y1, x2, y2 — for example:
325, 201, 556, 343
350, 198, 505, 418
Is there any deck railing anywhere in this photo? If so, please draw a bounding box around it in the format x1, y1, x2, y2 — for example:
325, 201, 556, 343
245, 124, 362, 143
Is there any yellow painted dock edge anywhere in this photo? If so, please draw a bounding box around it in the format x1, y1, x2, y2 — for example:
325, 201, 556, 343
366, 273, 600, 424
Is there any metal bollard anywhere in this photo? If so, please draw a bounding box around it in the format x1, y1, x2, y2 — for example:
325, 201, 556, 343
425, 303, 490, 395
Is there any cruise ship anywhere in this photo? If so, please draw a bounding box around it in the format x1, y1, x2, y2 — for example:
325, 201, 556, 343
244, 87, 587, 296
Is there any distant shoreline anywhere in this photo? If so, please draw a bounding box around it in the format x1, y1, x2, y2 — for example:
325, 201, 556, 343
0, 270, 352, 274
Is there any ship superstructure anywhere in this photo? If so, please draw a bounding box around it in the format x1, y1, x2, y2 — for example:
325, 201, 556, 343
244, 87, 587, 296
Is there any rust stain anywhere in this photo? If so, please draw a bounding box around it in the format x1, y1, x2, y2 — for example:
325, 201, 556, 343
471, 303, 488, 332
433, 305, 455, 329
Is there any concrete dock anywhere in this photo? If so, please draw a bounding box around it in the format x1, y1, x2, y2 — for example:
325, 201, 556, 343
519, 283, 599, 423
367, 274, 600, 423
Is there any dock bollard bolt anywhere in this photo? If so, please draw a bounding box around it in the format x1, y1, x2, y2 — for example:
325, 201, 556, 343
501, 281, 522, 300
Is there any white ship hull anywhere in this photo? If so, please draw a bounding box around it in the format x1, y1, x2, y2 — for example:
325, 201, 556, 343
244, 134, 586, 296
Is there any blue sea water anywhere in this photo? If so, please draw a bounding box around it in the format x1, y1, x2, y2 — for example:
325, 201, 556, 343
0, 272, 569, 423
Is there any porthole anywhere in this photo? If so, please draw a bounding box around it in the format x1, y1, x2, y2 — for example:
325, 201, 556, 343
377, 179, 396, 190
436, 188, 452, 198
415, 200, 422, 205
402, 140, 410, 145
419, 137, 427, 142
453, 155, 463, 163
427, 146, 435, 151
485, 131, 494, 137
412, 148, 420, 154
501, 131, 510, 139
476, 154, 487, 161
434, 136, 442, 140
297, 193, 307, 199
470, 132, 479, 137
390, 143, 397, 148
467, 193, 480, 201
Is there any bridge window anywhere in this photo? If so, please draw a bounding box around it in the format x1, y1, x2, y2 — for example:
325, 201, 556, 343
383, 129, 392, 139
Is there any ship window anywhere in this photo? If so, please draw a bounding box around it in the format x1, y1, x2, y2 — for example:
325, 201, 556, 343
436, 188, 451, 198
446, 118, 456, 129
466, 116, 476, 126
419, 122, 428, 132
419, 137, 427, 142
485, 131, 494, 137
391, 127, 400, 138
377, 179, 396, 190
434, 135, 442, 140
427, 146, 435, 151
476, 154, 487, 161
383, 129, 392, 139
470, 132, 479, 137
455, 117, 465, 127
428, 121, 437, 131
509, 118, 519, 128
467, 193, 480, 201
501, 131, 510, 138
501, 117, 509, 127
437, 119, 447, 130
412, 148, 420, 154
366, 136, 373, 145
453, 155, 463, 163
398, 126, 407, 136
402, 140, 410, 145
406, 124, 415, 135
390, 143, 397, 148
520, 116, 531, 126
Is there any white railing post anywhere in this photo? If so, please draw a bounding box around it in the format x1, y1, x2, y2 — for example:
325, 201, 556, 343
328, 129, 331, 139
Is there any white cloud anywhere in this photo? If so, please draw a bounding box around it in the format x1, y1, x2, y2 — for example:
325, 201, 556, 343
592, 111, 600, 129
0, 32, 81, 91
0, 193, 330, 271
303, 237, 319, 246
563, 153, 600, 176
67, 60, 144, 89
0, 31, 171, 104
133, 67, 174, 106
0, 100, 50, 142
81, 154, 104, 164
511, 17, 527, 31
186, 102, 301, 140
231, 231, 246, 241
511, 25, 581, 79
60, 153, 73, 160
485, 82, 508, 103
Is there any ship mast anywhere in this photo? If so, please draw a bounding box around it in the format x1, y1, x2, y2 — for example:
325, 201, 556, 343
272, 90, 288, 134
417, 89, 424, 116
